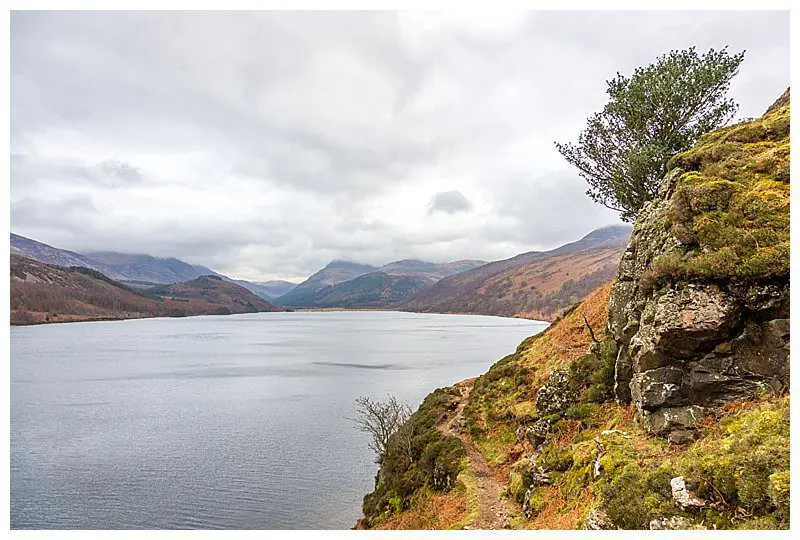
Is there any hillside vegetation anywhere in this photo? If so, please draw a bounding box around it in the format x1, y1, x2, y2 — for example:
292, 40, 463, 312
402, 226, 630, 321
10, 232, 293, 300
10, 255, 283, 324
274, 259, 485, 309
358, 91, 790, 530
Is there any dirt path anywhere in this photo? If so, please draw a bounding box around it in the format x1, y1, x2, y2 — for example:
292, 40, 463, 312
439, 380, 514, 530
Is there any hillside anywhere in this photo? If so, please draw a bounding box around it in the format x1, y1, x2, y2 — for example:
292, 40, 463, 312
148, 275, 281, 313
274, 260, 379, 306
240, 279, 298, 299
377, 259, 486, 284
298, 272, 429, 309
402, 225, 631, 321
10, 255, 284, 325
10, 233, 117, 277
83, 251, 221, 285
273, 258, 485, 308
358, 91, 790, 531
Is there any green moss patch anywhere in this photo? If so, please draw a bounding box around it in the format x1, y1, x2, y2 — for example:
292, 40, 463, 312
653, 94, 790, 284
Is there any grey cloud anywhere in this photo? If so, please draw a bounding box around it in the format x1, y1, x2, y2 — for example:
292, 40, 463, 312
95, 159, 142, 186
12, 195, 99, 233
9, 11, 789, 281
428, 190, 473, 214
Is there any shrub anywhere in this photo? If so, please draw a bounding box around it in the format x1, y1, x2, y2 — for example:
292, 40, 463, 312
360, 386, 466, 526
565, 403, 597, 421
598, 463, 651, 529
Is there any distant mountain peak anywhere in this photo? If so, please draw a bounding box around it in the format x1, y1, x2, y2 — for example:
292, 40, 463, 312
580, 224, 634, 243
326, 259, 377, 269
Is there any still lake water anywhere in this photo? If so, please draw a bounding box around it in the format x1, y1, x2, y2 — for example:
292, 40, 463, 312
10, 311, 547, 529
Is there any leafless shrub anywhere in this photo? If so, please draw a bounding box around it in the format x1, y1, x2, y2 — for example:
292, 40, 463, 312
353, 395, 412, 463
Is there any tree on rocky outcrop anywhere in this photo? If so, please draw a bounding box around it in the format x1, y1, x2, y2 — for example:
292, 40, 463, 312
556, 47, 745, 222
353, 395, 412, 463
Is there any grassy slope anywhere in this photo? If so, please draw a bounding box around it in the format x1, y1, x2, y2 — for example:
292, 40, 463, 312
404, 242, 625, 322
464, 282, 613, 467
364, 93, 790, 530
367, 283, 789, 530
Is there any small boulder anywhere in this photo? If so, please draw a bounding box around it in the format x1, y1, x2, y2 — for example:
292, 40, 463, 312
535, 369, 579, 417
649, 516, 706, 530
670, 476, 705, 509
528, 418, 553, 449
530, 466, 551, 488
583, 508, 617, 530
667, 429, 695, 445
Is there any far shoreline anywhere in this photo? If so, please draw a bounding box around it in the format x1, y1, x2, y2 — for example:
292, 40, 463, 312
11, 307, 551, 327
267, 307, 553, 323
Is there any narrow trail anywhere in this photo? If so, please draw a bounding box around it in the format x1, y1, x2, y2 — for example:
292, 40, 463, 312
438, 380, 515, 530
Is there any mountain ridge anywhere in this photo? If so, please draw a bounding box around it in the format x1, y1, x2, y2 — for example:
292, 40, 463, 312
10, 233, 297, 299
10, 254, 284, 324
273, 258, 489, 308
401, 224, 632, 321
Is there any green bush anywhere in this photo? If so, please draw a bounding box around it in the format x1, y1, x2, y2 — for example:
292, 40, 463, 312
565, 403, 597, 421
508, 459, 534, 504
566, 336, 618, 405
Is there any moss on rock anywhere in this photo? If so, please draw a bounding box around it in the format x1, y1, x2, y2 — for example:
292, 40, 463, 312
654, 90, 790, 284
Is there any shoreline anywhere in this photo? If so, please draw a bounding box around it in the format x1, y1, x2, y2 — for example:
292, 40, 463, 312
295, 306, 553, 322
9, 309, 290, 327
11, 307, 551, 327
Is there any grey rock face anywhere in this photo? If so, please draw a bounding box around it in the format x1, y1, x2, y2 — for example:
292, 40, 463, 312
527, 418, 553, 448
606, 170, 790, 439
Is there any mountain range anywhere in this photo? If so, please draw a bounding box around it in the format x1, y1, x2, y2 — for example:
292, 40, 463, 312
273, 225, 631, 319
10, 255, 283, 325
402, 225, 631, 320
10, 233, 297, 300
10, 224, 631, 322
273, 258, 487, 308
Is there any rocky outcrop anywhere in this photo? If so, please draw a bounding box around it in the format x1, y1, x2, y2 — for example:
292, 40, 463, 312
609, 185, 789, 440
535, 369, 579, 417
607, 93, 791, 441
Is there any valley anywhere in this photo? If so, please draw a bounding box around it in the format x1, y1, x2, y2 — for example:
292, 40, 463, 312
10, 225, 628, 325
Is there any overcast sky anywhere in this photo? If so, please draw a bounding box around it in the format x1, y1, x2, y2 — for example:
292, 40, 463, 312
10, 11, 789, 281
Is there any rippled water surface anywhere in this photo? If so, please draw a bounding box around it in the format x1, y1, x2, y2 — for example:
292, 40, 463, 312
11, 311, 547, 529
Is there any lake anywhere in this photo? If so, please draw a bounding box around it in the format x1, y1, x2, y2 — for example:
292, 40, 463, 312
10, 311, 547, 529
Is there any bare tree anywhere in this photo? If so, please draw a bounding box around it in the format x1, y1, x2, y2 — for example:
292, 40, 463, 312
392, 419, 418, 465
353, 395, 412, 463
